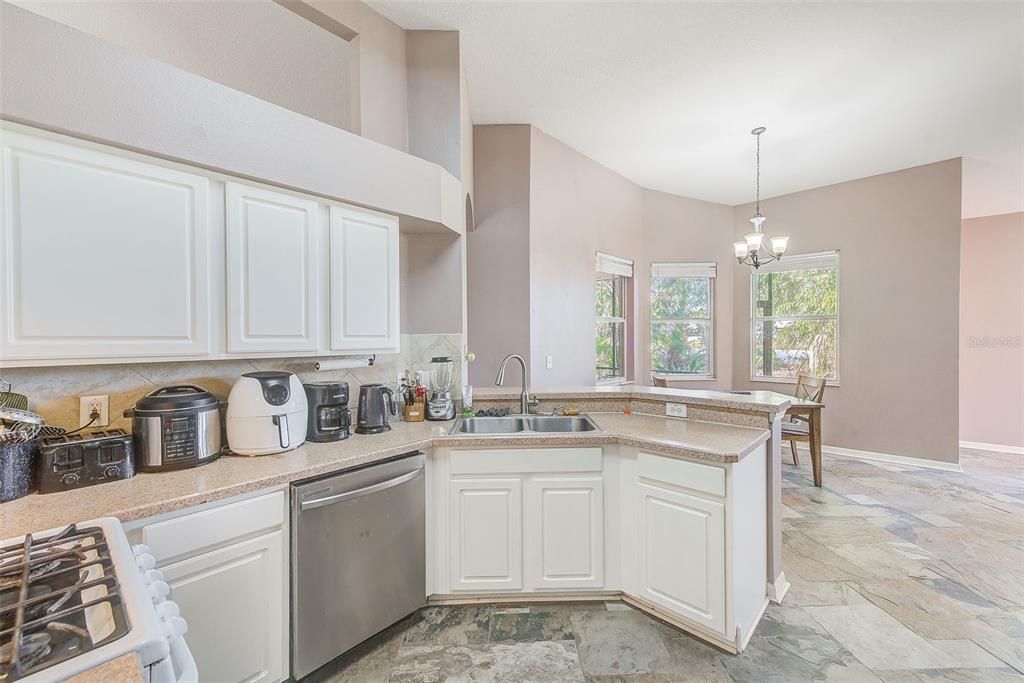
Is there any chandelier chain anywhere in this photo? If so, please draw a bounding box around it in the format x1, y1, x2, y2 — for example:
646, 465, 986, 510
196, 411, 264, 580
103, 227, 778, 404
755, 131, 761, 216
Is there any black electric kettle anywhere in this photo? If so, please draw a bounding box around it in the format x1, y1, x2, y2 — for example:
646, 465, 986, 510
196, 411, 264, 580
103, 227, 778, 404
355, 384, 397, 434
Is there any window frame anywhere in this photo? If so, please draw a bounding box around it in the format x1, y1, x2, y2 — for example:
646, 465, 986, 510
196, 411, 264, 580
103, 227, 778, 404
749, 251, 841, 386
649, 265, 715, 380
596, 272, 628, 384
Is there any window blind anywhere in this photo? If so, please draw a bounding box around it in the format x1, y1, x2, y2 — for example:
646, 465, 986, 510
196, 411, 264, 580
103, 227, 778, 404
756, 250, 838, 273
596, 252, 634, 277
650, 262, 717, 279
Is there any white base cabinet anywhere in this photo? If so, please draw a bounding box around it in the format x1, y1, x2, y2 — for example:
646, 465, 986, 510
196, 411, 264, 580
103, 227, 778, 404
449, 479, 523, 591
126, 490, 289, 683
429, 444, 768, 653
159, 531, 285, 683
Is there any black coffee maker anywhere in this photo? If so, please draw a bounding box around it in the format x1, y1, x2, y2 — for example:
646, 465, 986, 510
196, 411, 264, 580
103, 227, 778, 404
302, 382, 351, 442
356, 384, 397, 434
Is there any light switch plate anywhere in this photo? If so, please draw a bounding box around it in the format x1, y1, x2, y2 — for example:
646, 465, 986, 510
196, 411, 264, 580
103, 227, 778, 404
665, 403, 687, 418
546, 355, 553, 369
80, 395, 109, 427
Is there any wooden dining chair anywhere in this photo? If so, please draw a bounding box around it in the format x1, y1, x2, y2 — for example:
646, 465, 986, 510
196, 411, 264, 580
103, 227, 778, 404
781, 374, 827, 466
653, 376, 669, 388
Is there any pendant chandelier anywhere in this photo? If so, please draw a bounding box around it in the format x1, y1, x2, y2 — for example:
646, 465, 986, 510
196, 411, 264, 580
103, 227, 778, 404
734, 127, 789, 268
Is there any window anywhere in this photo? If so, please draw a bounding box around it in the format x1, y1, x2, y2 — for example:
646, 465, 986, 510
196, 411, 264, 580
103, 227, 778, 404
751, 251, 839, 382
650, 263, 716, 377
595, 252, 633, 383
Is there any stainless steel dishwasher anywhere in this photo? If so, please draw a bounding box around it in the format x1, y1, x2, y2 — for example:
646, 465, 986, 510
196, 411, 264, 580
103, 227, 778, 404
291, 451, 425, 679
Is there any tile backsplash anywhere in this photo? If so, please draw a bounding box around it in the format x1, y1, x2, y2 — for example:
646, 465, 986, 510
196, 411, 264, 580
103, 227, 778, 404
1, 334, 462, 430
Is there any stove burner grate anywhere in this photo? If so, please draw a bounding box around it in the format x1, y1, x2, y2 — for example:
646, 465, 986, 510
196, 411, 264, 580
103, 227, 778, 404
0, 524, 129, 681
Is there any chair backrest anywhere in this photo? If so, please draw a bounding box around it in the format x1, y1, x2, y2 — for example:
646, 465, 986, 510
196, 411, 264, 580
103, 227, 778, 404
653, 376, 669, 388
794, 374, 827, 403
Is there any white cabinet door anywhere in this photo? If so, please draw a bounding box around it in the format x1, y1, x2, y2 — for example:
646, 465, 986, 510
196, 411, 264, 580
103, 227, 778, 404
225, 182, 318, 353
637, 482, 725, 634
328, 205, 399, 353
449, 479, 522, 591
524, 477, 604, 589
0, 131, 210, 361
160, 531, 286, 683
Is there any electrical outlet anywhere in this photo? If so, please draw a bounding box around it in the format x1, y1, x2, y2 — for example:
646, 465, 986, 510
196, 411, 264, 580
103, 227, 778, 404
546, 355, 553, 369
80, 395, 109, 427
665, 403, 687, 418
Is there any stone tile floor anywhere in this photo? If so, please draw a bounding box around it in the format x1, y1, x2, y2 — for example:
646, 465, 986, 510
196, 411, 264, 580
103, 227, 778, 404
306, 448, 1023, 682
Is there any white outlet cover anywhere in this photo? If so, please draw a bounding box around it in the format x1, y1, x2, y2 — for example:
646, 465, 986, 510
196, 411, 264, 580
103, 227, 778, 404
80, 395, 110, 427
546, 355, 553, 369
665, 403, 687, 418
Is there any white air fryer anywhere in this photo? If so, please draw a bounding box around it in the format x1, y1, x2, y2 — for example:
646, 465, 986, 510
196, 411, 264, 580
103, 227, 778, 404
226, 372, 308, 456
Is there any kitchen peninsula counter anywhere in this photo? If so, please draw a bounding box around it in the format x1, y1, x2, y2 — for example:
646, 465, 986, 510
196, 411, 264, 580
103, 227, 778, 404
1, 413, 768, 537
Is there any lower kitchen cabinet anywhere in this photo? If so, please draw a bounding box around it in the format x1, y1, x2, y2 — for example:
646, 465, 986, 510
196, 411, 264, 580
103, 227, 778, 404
524, 477, 604, 589
159, 531, 286, 683
636, 482, 725, 634
127, 490, 289, 683
449, 478, 523, 591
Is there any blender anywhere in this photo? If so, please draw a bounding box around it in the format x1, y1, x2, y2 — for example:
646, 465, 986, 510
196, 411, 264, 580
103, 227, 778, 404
426, 356, 456, 420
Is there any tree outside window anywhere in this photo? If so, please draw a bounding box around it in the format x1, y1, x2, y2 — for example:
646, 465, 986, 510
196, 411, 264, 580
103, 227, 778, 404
596, 273, 627, 382
650, 273, 713, 377
752, 253, 838, 382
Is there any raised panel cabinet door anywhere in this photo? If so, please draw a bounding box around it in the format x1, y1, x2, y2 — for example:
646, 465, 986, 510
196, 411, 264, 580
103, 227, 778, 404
159, 531, 286, 683
524, 477, 604, 589
0, 130, 210, 361
449, 479, 523, 591
637, 483, 726, 635
328, 205, 399, 352
225, 182, 318, 353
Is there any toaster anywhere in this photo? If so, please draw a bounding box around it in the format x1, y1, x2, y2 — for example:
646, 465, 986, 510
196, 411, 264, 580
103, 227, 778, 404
37, 429, 135, 493
226, 372, 308, 456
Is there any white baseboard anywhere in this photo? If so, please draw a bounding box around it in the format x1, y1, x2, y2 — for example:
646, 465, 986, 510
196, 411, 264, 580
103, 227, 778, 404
794, 443, 963, 473
959, 440, 1024, 455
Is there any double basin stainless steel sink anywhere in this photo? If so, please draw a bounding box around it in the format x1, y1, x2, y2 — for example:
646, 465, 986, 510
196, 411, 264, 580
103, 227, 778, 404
449, 414, 599, 435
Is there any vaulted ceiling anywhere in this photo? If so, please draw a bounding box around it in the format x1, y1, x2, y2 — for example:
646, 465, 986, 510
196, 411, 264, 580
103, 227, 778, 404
370, 1, 1024, 217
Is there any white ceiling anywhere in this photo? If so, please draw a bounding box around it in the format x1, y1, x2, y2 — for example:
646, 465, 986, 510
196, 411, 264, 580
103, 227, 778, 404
369, 1, 1024, 217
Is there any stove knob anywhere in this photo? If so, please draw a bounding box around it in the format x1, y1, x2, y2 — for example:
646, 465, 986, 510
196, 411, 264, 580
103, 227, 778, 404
163, 615, 188, 640
136, 552, 156, 571
145, 568, 166, 585
132, 544, 153, 557
104, 465, 121, 478
60, 473, 80, 486
157, 601, 180, 620
149, 580, 171, 602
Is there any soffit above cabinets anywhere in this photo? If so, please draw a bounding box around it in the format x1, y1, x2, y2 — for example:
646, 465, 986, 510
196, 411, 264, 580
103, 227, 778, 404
0, 3, 463, 237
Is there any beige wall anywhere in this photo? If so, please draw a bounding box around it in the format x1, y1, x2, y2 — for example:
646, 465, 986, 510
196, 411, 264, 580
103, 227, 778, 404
960, 212, 1024, 448
401, 234, 465, 335
406, 31, 462, 179
528, 128, 644, 387
467, 125, 532, 385
14, 0, 353, 132
731, 159, 963, 464
301, 0, 408, 151
639, 190, 736, 390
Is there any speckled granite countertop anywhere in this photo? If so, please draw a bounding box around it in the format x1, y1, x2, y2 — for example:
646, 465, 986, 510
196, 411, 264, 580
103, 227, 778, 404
66, 653, 143, 682
1, 413, 768, 537
473, 385, 795, 412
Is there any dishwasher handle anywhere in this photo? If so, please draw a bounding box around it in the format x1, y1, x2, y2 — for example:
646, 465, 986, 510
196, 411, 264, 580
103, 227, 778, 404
299, 467, 423, 511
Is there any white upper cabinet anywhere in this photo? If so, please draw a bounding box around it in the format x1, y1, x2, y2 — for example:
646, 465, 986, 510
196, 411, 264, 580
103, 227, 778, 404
0, 131, 210, 361
225, 183, 318, 354
328, 205, 400, 353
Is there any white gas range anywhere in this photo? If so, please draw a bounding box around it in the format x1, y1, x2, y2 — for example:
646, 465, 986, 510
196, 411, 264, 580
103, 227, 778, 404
0, 517, 196, 682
